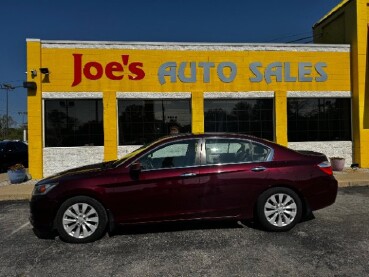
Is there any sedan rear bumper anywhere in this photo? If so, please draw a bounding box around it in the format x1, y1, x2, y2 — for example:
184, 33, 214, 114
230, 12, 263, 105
304, 177, 338, 211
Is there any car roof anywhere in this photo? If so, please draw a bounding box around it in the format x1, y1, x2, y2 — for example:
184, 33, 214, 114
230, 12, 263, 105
157, 133, 272, 145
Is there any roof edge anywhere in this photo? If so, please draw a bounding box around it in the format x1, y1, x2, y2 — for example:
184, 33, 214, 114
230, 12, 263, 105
313, 0, 352, 28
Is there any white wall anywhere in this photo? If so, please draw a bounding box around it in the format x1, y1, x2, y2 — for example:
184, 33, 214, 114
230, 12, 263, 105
288, 141, 353, 166
43, 147, 104, 177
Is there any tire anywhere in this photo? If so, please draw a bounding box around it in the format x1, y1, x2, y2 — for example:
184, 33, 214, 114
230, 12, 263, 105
256, 187, 302, 232
55, 196, 108, 243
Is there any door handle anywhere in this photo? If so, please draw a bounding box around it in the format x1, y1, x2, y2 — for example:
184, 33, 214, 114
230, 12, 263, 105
251, 166, 267, 172
181, 173, 197, 177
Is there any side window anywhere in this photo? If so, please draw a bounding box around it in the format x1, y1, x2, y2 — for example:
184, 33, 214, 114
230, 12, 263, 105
251, 142, 271, 162
205, 139, 252, 164
139, 140, 198, 170
16, 142, 27, 151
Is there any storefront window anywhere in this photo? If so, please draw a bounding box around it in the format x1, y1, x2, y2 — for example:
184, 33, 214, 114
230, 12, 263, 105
204, 99, 274, 140
118, 100, 191, 145
287, 98, 351, 141
44, 100, 104, 147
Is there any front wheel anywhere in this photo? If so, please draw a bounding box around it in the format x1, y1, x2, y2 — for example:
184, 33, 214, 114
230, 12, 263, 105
55, 196, 108, 243
256, 187, 302, 232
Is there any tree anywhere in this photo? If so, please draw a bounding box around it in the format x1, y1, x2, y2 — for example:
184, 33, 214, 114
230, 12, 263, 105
0, 115, 21, 140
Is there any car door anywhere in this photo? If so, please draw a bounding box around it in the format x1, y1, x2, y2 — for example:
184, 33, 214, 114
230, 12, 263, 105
197, 138, 272, 218
110, 139, 203, 223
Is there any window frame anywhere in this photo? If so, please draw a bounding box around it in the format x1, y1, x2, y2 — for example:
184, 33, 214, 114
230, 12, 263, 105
287, 97, 352, 142
117, 99, 192, 146
43, 99, 104, 148
203, 98, 275, 141
200, 137, 274, 166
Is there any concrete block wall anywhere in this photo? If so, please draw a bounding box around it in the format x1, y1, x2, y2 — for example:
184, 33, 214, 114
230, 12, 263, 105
43, 147, 104, 177
288, 141, 353, 166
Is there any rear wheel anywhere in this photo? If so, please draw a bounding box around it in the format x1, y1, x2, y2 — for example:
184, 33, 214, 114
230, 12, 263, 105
256, 187, 302, 232
56, 196, 108, 243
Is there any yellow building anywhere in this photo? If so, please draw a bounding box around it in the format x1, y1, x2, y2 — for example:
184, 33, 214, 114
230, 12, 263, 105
26, 0, 368, 178
313, 0, 369, 177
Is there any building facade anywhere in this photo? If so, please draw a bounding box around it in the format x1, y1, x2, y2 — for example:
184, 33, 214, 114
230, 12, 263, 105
26, 0, 368, 178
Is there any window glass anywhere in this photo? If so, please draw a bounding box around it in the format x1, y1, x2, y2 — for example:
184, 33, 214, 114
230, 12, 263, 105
205, 139, 271, 164
251, 142, 270, 162
204, 99, 274, 140
15, 142, 27, 151
205, 139, 253, 164
118, 100, 191, 145
44, 100, 104, 147
139, 139, 198, 170
287, 98, 351, 141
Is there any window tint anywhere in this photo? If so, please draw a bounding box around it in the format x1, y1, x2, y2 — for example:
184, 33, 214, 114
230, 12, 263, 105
251, 142, 270, 162
45, 100, 104, 147
139, 139, 198, 170
205, 139, 253, 164
204, 99, 274, 140
118, 100, 191, 145
287, 98, 351, 141
15, 142, 27, 151
205, 139, 271, 164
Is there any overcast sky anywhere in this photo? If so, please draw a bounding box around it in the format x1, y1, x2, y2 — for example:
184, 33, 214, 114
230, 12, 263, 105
0, 0, 342, 125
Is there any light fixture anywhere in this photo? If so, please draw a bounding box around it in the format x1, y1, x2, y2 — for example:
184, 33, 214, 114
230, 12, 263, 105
23, 81, 37, 89
40, 67, 50, 75
30, 69, 37, 78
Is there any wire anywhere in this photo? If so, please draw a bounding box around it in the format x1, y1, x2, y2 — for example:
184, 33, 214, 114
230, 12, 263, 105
265, 32, 312, 43
286, 36, 313, 43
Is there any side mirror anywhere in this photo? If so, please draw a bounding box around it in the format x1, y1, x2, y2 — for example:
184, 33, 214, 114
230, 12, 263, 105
130, 162, 141, 180
130, 162, 142, 172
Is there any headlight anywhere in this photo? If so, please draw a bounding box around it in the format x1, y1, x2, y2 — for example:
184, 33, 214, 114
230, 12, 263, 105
32, 183, 58, 196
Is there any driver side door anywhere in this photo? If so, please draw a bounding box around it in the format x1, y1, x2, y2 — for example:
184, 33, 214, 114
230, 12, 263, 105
111, 139, 203, 223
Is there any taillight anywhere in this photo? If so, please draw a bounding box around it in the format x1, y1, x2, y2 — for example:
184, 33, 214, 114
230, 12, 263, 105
317, 161, 333, 175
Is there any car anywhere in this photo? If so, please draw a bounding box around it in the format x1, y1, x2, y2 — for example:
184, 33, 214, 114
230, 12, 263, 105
30, 133, 338, 243
0, 140, 28, 173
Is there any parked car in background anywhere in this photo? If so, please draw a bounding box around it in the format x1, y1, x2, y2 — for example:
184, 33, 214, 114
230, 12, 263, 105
0, 140, 28, 172
30, 133, 338, 243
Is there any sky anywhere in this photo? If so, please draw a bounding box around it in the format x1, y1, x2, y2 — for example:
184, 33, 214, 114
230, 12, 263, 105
0, 0, 342, 126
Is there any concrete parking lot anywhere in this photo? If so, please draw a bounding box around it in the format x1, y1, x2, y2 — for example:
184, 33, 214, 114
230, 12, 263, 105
0, 186, 368, 277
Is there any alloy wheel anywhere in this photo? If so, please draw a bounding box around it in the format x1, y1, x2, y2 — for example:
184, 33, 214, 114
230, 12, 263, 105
263, 193, 297, 227
62, 203, 99, 239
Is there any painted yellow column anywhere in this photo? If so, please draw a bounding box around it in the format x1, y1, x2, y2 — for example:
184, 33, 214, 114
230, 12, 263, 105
26, 39, 43, 178
274, 90, 288, 146
352, 0, 369, 167
191, 91, 204, 133
103, 91, 118, 161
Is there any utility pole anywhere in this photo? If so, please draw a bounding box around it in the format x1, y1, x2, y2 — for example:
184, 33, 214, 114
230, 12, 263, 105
0, 83, 15, 138
18, 111, 28, 141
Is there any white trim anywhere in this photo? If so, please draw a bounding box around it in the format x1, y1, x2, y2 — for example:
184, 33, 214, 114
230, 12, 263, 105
39, 40, 350, 52
287, 91, 351, 98
42, 92, 103, 99
26, 38, 41, 42
116, 92, 191, 99
204, 92, 274, 99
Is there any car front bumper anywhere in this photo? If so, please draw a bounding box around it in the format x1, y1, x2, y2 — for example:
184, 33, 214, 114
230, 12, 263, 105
29, 195, 59, 233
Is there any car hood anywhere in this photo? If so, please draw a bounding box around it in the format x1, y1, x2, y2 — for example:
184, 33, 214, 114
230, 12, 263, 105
36, 161, 116, 185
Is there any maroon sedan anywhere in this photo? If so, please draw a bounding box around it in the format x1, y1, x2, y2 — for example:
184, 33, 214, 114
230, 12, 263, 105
30, 133, 337, 243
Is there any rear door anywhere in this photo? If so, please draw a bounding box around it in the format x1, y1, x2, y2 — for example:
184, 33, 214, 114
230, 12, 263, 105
198, 138, 272, 217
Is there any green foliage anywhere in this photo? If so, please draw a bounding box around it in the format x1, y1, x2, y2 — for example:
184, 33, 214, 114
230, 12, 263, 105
0, 115, 26, 140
